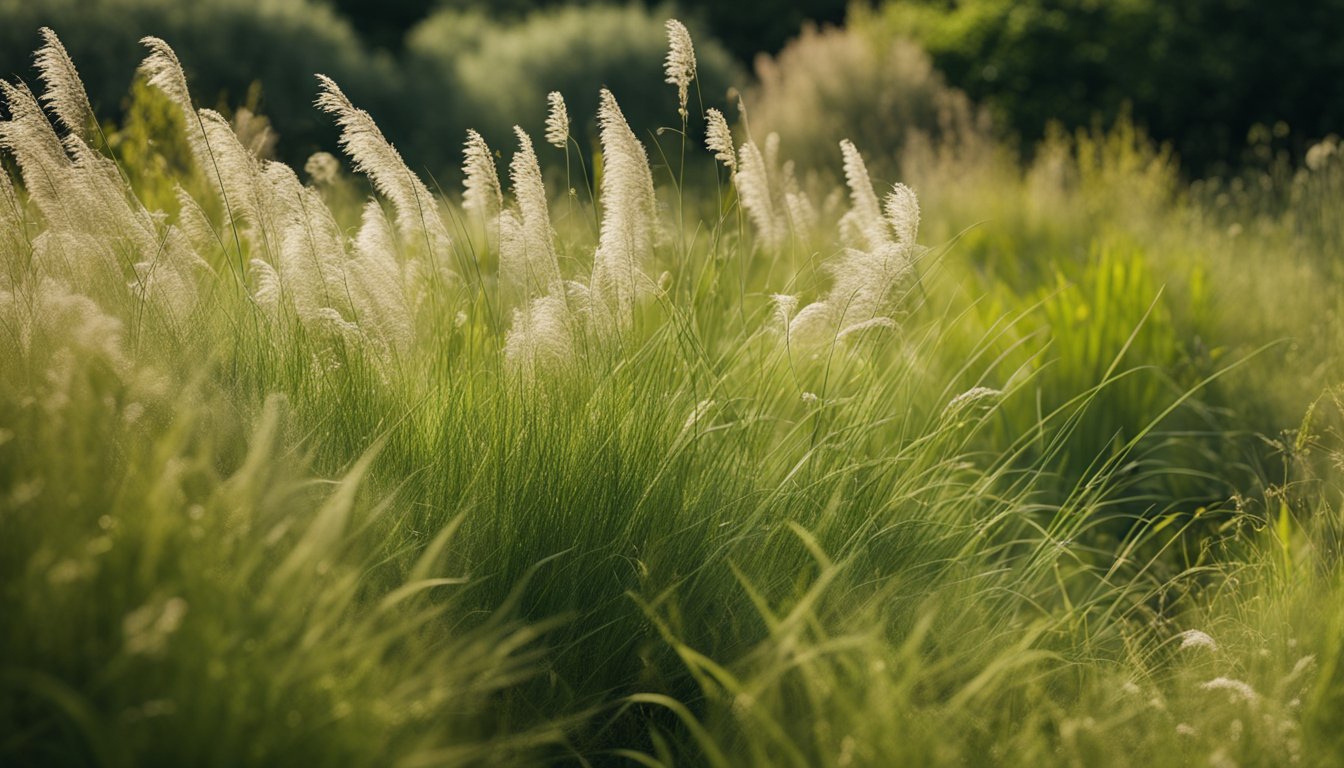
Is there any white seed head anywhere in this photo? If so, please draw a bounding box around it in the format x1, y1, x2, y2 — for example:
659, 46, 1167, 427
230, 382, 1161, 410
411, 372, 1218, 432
770, 294, 798, 330
35, 28, 95, 138
316, 74, 450, 250
507, 127, 559, 293
884, 182, 920, 249
138, 37, 193, 114
664, 19, 697, 117
1201, 677, 1259, 703
304, 151, 341, 186
946, 386, 1002, 414
462, 129, 502, 220
736, 139, 783, 249
704, 108, 736, 172
839, 139, 884, 249
545, 91, 569, 150
591, 89, 656, 326
1178, 629, 1218, 651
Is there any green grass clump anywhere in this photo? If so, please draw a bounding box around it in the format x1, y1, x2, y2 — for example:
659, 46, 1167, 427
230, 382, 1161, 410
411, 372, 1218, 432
2, 22, 1343, 768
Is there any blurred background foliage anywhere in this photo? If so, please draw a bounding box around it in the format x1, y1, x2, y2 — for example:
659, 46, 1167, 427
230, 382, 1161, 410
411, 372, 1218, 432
856, 0, 1344, 175
0, 0, 1341, 180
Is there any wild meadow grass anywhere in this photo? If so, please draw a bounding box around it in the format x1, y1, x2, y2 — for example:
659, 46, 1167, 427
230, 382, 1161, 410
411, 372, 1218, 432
2, 22, 1344, 767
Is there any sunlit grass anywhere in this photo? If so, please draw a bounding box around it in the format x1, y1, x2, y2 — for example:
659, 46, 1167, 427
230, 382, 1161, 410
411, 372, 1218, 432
2, 22, 1343, 768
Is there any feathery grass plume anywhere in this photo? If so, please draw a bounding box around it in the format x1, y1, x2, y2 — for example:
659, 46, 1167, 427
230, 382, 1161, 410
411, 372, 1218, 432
305, 151, 341, 186
780, 142, 922, 347
137, 37, 268, 244
764, 131, 781, 173
704, 108, 735, 173
503, 126, 560, 295
2, 75, 204, 324
735, 138, 784, 249
591, 88, 656, 325
346, 200, 414, 359
139, 39, 277, 240
462, 128, 502, 221
884, 182, 920, 249
504, 293, 576, 378
781, 160, 816, 238
174, 185, 218, 255
0, 162, 21, 259
769, 293, 798, 331
1178, 629, 1218, 651
137, 37, 193, 116
786, 299, 836, 346
191, 109, 274, 231
664, 19, 697, 117
315, 75, 451, 251
839, 139, 885, 249
0, 80, 77, 230
34, 28, 94, 139
250, 257, 282, 311
1200, 677, 1259, 704
266, 162, 357, 332
545, 91, 569, 150
2, 279, 130, 379
131, 225, 208, 324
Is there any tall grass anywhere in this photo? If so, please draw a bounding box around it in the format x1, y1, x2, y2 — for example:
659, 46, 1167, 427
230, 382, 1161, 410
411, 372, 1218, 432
2, 22, 1343, 767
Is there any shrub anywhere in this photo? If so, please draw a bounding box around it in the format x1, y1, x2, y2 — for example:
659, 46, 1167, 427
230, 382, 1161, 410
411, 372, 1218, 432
0, 0, 392, 168
859, 0, 1344, 174
744, 23, 989, 180
404, 4, 743, 176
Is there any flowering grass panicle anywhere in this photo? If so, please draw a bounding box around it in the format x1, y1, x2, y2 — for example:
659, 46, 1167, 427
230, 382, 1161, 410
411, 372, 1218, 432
780, 141, 922, 347
781, 160, 817, 238
503, 127, 560, 296
1, 68, 205, 325
1, 279, 130, 379
305, 151, 341, 186
316, 74, 451, 251
346, 201, 415, 358
34, 28, 94, 139
0, 160, 20, 257
462, 128, 502, 221
137, 37, 194, 118
839, 139, 886, 250
1178, 629, 1218, 651
736, 137, 784, 250
1201, 677, 1259, 704
545, 91, 569, 150
504, 293, 576, 379
704, 108, 736, 173
664, 19, 697, 118
591, 88, 656, 327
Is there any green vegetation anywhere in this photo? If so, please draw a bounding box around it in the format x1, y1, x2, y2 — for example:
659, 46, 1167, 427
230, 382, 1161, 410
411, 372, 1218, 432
2, 20, 1344, 768
859, 0, 1344, 174
0, 1, 740, 175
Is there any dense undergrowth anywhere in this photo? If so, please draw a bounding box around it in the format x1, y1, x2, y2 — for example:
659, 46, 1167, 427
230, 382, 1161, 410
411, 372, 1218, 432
2, 22, 1344, 768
